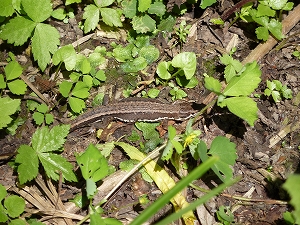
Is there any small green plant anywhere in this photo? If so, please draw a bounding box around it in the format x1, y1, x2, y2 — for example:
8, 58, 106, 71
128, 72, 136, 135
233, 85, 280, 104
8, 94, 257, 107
55, 45, 107, 113
14, 125, 77, 184
204, 51, 261, 126
32, 104, 54, 126
0, 57, 27, 95
264, 79, 292, 102
51, 7, 75, 24
0, 96, 21, 130
235, 0, 294, 41
82, 0, 122, 33
292, 49, 300, 60
0, 184, 26, 224
111, 35, 160, 73
0, 0, 60, 71
174, 20, 191, 45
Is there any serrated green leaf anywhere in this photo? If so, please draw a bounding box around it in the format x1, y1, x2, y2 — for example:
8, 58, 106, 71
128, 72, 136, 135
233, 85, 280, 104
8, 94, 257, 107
83, 4, 100, 33
86, 178, 97, 198
7, 79, 27, 95
45, 114, 54, 125
31, 125, 70, 153
15, 145, 39, 184
135, 122, 162, 152
221, 96, 258, 126
132, 15, 156, 33
0, 0, 14, 17
256, 26, 269, 41
223, 62, 261, 96
39, 152, 77, 181
100, 8, 122, 27
76, 144, 109, 182
37, 104, 48, 114
204, 76, 221, 93
148, 1, 166, 16
138, 0, 151, 12
10, 219, 27, 225
59, 81, 73, 97
22, 0, 52, 22
256, 4, 275, 17
0, 184, 7, 201
283, 174, 300, 224
172, 52, 196, 79
112, 43, 134, 62
33, 111, 44, 125
282, 2, 294, 11
0, 16, 36, 46
72, 81, 90, 98
0, 97, 21, 129
4, 195, 25, 218
271, 90, 281, 102
139, 45, 160, 64
268, 18, 284, 40
266, 80, 276, 90
52, 44, 77, 71
122, 0, 137, 18
157, 15, 176, 32
5, 61, 23, 80
31, 23, 60, 71
69, 96, 85, 113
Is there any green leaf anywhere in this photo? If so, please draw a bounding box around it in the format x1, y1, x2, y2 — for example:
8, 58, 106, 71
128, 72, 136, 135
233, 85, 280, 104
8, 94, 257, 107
204, 76, 221, 94
100, 8, 122, 27
283, 174, 300, 224
86, 178, 97, 199
5, 61, 23, 81
10, 219, 26, 225
223, 62, 261, 96
112, 43, 134, 62
269, 0, 288, 10
138, 0, 151, 12
148, 2, 166, 16
51, 8, 67, 20
52, 44, 77, 71
132, 15, 156, 33
0, 74, 6, 89
268, 18, 284, 40
4, 195, 25, 218
0, 184, 7, 201
0, 97, 21, 129
200, 0, 217, 9
95, 70, 106, 82
122, 0, 137, 19
15, 145, 39, 184
69, 97, 85, 113
176, 76, 198, 88
156, 61, 172, 80
7, 79, 27, 95
80, 58, 91, 74
31, 23, 60, 71
0, 16, 36, 46
22, 0, 52, 23
83, 4, 100, 33
45, 114, 54, 125
59, 81, 73, 97
135, 122, 162, 152
221, 97, 258, 126
65, 0, 81, 5
71, 82, 90, 98
256, 26, 269, 41
208, 136, 237, 182
139, 45, 160, 64
32, 111, 44, 125
95, 0, 114, 8
39, 152, 77, 181
256, 4, 275, 17
76, 144, 109, 182
157, 15, 176, 32
0, 0, 15, 17
172, 52, 196, 79
31, 125, 69, 153
0, 204, 8, 223
121, 57, 148, 73
271, 90, 281, 102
